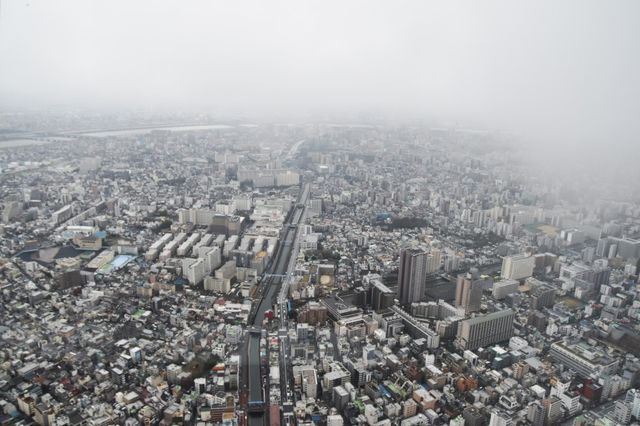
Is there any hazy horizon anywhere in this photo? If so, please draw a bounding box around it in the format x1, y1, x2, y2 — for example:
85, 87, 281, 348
1, 1, 640, 174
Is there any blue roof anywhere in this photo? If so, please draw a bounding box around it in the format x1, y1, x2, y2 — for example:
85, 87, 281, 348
174, 278, 188, 286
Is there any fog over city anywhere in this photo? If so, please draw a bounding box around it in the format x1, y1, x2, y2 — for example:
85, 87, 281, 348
2, 1, 640, 173
3, 3, 640, 426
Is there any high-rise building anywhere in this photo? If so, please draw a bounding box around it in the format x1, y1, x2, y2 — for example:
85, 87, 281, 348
397, 248, 428, 305
402, 399, 418, 418
332, 386, 350, 412
596, 237, 610, 257
558, 391, 581, 417
370, 279, 395, 311
362, 344, 376, 363
500, 254, 534, 280
455, 273, 484, 313
185, 258, 206, 285
194, 377, 207, 394
544, 397, 563, 424
129, 347, 143, 364
613, 401, 633, 425
625, 389, 640, 420
201, 246, 222, 273
425, 249, 442, 274
527, 311, 548, 332
2, 200, 23, 223
322, 362, 351, 392
610, 237, 640, 260
444, 255, 462, 273
456, 310, 515, 350
529, 279, 556, 310
526, 401, 545, 426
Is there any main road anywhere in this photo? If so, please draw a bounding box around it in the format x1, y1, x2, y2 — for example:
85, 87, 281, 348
247, 183, 310, 426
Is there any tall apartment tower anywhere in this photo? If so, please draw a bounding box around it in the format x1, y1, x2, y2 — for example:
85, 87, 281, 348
455, 273, 484, 313
425, 249, 442, 274
397, 248, 428, 306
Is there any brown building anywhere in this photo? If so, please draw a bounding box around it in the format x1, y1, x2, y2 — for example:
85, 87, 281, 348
297, 301, 328, 325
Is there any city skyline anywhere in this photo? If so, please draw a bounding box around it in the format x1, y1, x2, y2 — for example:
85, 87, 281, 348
1, 2, 640, 426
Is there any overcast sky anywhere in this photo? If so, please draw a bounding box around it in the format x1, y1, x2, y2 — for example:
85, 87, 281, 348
1, 1, 639, 169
